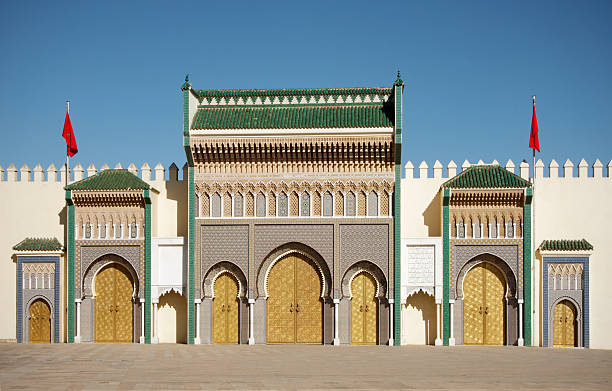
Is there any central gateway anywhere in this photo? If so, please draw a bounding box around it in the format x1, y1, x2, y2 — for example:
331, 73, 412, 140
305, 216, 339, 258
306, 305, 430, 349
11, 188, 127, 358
95, 264, 134, 343
463, 263, 505, 345
267, 254, 322, 344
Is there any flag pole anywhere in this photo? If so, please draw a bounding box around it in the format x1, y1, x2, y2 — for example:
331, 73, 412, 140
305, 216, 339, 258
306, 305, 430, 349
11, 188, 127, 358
530, 94, 536, 347
532, 96, 536, 183
66, 100, 70, 187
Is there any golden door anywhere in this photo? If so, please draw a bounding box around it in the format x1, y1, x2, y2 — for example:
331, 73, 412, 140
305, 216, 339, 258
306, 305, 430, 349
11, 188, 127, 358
464, 263, 505, 345
212, 273, 240, 344
553, 300, 577, 347
95, 264, 134, 343
350, 272, 378, 345
29, 299, 51, 343
267, 254, 322, 344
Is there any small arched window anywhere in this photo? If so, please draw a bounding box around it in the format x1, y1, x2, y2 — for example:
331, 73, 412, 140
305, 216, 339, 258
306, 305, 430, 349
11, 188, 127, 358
555, 274, 562, 290
346, 192, 356, 216
115, 223, 122, 239
278, 192, 288, 217
211, 193, 222, 217
506, 220, 514, 238
457, 221, 465, 238
473, 219, 481, 238
367, 191, 378, 216
256, 192, 266, 217
234, 193, 244, 217
100, 222, 106, 239
85, 222, 91, 239
490, 219, 498, 238
130, 221, 137, 238
300, 193, 310, 216
323, 192, 333, 216
569, 274, 576, 290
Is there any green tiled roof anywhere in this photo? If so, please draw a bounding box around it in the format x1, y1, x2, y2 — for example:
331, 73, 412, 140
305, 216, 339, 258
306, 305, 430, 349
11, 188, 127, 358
442, 165, 532, 189
539, 239, 593, 251
194, 86, 393, 100
65, 169, 150, 191
13, 237, 62, 251
191, 105, 393, 130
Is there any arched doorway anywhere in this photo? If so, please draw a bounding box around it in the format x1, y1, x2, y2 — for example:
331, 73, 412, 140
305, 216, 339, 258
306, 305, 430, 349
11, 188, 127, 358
29, 299, 51, 344
267, 253, 322, 344
463, 262, 506, 345
158, 291, 187, 343
553, 300, 577, 347
95, 263, 134, 343
212, 272, 240, 344
350, 272, 377, 345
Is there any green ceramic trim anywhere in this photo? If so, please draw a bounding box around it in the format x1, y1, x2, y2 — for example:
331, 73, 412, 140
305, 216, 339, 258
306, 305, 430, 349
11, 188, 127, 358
393, 82, 403, 345
183, 81, 195, 344
442, 188, 450, 345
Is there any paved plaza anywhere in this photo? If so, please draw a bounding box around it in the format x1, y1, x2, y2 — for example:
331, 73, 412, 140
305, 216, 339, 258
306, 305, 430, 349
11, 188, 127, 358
0, 344, 611, 390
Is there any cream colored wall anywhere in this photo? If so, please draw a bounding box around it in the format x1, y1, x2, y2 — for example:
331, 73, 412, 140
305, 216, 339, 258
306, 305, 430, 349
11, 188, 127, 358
157, 291, 187, 343
401, 291, 436, 345
0, 163, 187, 342
401, 159, 612, 349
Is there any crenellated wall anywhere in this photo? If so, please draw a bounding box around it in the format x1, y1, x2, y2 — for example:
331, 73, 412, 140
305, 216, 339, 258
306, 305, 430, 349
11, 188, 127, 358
0, 162, 188, 342
401, 158, 612, 349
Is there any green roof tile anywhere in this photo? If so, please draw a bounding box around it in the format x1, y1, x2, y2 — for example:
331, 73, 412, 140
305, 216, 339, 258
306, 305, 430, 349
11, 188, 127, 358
539, 239, 593, 251
191, 105, 393, 130
65, 169, 150, 191
13, 237, 62, 251
194, 87, 393, 99
442, 165, 532, 189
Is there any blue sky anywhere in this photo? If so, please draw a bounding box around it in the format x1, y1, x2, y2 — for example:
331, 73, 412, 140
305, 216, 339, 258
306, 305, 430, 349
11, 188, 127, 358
1, 1, 610, 177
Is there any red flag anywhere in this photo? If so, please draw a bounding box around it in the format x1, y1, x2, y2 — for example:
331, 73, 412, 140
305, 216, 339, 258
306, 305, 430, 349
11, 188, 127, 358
529, 104, 540, 152
62, 112, 78, 157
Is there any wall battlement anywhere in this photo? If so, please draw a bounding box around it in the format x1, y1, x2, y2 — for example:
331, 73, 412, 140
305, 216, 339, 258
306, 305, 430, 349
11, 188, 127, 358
0, 162, 189, 183
403, 159, 612, 180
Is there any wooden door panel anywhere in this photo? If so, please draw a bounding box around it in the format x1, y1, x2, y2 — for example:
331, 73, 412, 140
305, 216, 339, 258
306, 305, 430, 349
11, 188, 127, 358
226, 274, 240, 344
350, 274, 365, 344
212, 274, 227, 344
267, 256, 295, 343
29, 300, 51, 344
463, 264, 485, 345
484, 264, 505, 345
114, 266, 134, 343
295, 255, 322, 344
95, 266, 116, 342
363, 273, 378, 345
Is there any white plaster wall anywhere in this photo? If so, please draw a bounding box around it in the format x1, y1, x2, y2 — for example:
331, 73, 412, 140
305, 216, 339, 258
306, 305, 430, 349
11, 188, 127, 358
532, 176, 612, 349
0, 180, 65, 341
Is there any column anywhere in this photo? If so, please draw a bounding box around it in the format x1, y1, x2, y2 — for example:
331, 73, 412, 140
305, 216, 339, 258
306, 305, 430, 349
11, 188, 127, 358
449, 300, 455, 346
388, 298, 394, 346
333, 298, 340, 345
518, 299, 524, 346
435, 301, 442, 346
139, 298, 145, 343
194, 299, 201, 344
152, 299, 159, 344
248, 298, 255, 345
75, 299, 82, 343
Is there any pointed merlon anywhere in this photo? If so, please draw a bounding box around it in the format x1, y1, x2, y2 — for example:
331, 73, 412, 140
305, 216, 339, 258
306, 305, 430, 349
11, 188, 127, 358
114, 163, 123, 169
47, 163, 57, 182
578, 158, 588, 178
477, 159, 485, 165
100, 163, 110, 171
169, 163, 179, 181
404, 161, 414, 179
419, 161, 428, 178
563, 159, 574, 178
462, 160, 470, 171
549, 159, 559, 178
20, 164, 31, 182
33, 164, 44, 182
141, 162, 152, 181
492, 159, 499, 166
433, 160, 443, 179
447, 160, 457, 178
87, 164, 97, 177
505, 159, 515, 173
535, 159, 544, 179
128, 163, 138, 175
593, 159, 603, 178
519, 161, 529, 180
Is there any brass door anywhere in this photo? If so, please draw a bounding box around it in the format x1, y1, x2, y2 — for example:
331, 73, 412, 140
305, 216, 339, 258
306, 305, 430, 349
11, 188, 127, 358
464, 263, 505, 345
351, 272, 378, 345
95, 264, 134, 343
267, 254, 322, 344
553, 300, 577, 347
212, 272, 240, 344
29, 299, 51, 343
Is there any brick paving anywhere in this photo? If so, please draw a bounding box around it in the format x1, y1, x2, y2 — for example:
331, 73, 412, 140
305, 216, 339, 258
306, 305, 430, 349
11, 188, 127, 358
0, 344, 611, 390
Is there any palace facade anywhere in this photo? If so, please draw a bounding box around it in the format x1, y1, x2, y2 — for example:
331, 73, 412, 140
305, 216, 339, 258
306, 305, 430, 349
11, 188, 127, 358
1, 75, 610, 348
